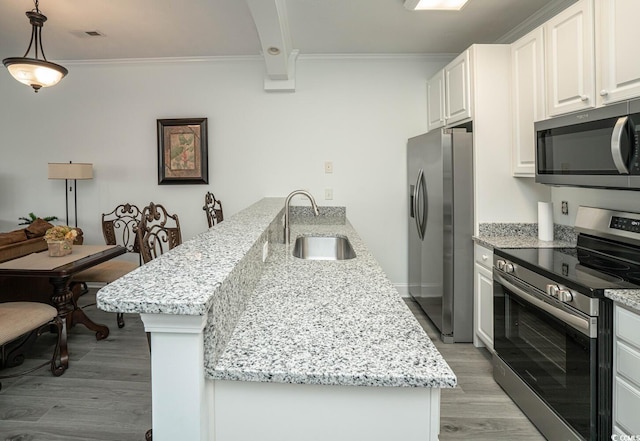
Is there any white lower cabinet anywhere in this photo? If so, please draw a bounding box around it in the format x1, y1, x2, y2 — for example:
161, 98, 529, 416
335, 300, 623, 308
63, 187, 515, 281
613, 304, 640, 436
473, 244, 493, 351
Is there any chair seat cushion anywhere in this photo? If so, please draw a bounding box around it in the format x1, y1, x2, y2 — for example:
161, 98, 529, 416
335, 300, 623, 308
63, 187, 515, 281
0, 302, 57, 345
73, 260, 138, 283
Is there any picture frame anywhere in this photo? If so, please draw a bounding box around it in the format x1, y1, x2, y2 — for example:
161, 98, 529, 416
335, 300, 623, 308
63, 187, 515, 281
157, 117, 208, 185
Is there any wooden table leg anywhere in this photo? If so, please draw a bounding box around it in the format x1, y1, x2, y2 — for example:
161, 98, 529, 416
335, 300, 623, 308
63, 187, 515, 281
50, 276, 110, 342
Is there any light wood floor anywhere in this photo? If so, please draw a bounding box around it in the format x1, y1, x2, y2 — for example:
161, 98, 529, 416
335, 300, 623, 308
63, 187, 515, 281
0, 292, 544, 440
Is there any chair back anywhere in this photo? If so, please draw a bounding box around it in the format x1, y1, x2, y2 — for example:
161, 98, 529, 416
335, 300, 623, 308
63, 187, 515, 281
137, 202, 182, 264
102, 203, 142, 253
203, 192, 224, 228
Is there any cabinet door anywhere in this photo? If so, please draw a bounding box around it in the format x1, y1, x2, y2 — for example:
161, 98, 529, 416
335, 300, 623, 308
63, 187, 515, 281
474, 262, 493, 351
545, 0, 595, 116
445, 50, 472, 125
511, 27, 545, 177
613, 304, 640, 434
596, 0, 640, 105
427, 70, 445, 131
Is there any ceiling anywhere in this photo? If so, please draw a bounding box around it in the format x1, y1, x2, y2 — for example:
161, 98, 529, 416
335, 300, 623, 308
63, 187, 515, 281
0, 0, 575, 62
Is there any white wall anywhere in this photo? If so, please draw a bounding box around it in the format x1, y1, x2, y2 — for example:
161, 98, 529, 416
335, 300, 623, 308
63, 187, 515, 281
0, 55, 449, 285
551, 186, 640, 225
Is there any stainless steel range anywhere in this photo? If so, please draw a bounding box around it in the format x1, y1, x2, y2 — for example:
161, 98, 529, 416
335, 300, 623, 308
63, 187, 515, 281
493, 206, 640, 441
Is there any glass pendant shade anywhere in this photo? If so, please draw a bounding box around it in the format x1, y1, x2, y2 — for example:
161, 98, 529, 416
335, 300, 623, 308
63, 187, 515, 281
3, 5, 67, 93
4, 58, 67, 91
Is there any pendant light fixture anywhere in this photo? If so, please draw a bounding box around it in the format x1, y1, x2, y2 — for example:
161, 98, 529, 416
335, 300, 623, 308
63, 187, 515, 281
3, 0, 68, 93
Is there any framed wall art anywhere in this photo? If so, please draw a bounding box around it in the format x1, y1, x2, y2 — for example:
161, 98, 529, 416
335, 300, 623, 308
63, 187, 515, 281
157, 117, 208, 185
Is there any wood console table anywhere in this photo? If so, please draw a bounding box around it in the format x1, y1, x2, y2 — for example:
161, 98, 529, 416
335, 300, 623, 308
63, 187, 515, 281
0, 245, 126, 372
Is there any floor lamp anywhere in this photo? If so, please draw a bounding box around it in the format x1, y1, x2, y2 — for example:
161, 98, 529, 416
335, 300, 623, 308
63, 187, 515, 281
48, 162, 93, 228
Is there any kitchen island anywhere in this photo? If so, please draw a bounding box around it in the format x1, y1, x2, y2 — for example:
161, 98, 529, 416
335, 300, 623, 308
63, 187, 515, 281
97, 198, 456, 441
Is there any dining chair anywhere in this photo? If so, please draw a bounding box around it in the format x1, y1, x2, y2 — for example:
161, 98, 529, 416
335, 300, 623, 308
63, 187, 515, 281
137, 202, 182, 264
202, 191, 224, 228
72, 203, 142, 328
0, 302, 65, 390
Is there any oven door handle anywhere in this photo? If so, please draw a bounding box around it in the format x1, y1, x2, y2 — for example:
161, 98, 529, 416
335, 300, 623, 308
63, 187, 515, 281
494, 272, 596, 338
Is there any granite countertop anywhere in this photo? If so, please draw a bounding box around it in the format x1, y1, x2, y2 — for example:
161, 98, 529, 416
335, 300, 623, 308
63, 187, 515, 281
210, 221, 457, 388
474, 235, 576, 250
605, 290, 640, 313
97, 198, 456, 389
97, 198, 286, 316
474, 222, 577, 250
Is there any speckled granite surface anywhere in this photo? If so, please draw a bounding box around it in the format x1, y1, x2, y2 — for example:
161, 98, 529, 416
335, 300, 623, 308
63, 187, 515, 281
97, 198, 455, 389
605, 290, 640, 313
475, 222, 577, 250
97, 198, 285, 316
210, 221, 457, 388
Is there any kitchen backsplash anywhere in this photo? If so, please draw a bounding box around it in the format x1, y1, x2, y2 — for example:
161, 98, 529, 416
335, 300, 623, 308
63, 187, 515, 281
478, 223, 577, 243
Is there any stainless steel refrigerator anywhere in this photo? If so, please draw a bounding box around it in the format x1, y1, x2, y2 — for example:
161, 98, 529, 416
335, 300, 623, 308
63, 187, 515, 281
408, 128, 473, 343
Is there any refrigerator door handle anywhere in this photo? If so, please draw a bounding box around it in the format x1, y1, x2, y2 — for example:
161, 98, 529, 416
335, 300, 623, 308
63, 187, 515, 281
414, 168, 427, 240
419, 168, 428, 239
411, 169, 423, 240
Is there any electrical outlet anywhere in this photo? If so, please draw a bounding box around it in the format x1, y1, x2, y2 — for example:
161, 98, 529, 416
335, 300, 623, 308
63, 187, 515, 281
262, 241, 269, 262
325, 188, 333, 200
561, 201, 569, 215
324, 161, 333, 174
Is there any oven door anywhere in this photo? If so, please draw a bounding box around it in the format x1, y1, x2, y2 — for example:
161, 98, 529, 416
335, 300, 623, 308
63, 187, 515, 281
493, 271, 597, 440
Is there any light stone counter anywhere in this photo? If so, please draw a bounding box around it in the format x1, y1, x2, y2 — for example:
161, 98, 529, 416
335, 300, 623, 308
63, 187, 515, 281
474, 222, 577, 250
605, 289, 640, 313
210, 221, 456, 388
98, 197, 455, 389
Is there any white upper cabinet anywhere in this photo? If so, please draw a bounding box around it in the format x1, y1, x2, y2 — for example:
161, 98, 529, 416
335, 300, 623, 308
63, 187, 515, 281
444, 49, 472, 126
596, 0, 640, 105
511, 27, 545, 177
426, 69, 445, 131
544, 0, 595, 116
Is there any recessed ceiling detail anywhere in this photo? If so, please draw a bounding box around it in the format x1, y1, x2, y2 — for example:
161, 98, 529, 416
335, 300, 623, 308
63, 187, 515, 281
245, 0, 297, 92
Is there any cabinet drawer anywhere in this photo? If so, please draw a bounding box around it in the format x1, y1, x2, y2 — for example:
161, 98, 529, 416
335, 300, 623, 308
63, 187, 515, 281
616, 305, 640, 349
614, 376, 640, 435
617, 341, 640, 388
474, 244, 493, 269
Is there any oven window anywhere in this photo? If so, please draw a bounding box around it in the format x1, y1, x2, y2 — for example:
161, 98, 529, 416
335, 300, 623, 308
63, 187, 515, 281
494, 284, 597, 439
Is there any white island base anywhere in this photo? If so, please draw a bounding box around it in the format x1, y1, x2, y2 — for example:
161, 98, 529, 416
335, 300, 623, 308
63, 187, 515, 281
143, 313, 442, 441
215, 380, 440, 441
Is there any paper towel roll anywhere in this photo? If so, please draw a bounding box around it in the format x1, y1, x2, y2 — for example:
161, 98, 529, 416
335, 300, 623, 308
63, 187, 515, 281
538, 202, 554, 241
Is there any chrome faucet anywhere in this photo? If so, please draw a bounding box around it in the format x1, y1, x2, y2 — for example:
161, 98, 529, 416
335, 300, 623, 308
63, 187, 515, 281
284, 190, 319, 244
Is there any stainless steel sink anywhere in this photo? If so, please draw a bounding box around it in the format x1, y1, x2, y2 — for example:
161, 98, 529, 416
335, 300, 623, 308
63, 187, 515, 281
292, 235, 356, 260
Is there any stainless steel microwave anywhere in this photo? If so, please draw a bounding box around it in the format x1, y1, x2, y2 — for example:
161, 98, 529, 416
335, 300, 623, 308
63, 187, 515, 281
535, 99, 640, 190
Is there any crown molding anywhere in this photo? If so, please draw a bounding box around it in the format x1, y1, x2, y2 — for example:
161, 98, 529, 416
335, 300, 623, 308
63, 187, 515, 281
494, 0, 578, 44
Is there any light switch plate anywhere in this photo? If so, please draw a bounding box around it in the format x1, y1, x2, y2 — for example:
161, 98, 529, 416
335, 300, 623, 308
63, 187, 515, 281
324, 161, 333, 174
325, 188, 333, 200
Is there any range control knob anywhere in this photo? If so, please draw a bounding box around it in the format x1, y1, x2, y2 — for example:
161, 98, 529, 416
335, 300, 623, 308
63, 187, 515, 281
558, 289, 574, 303
496, 260, 506, 270
546, 284, 560, 298
504, 263, 515, 274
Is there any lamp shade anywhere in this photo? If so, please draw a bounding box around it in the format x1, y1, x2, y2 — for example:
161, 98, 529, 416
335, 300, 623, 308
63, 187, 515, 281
4, 58, 68, 90
48, 163, 93, 180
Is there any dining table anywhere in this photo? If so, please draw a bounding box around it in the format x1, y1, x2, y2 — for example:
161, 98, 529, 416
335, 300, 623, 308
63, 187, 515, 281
0, 244, 126, 372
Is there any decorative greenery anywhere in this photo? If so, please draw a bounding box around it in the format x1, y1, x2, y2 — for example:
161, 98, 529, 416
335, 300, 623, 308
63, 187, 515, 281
44, 225, 78, 242
18, 212, 58, 225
